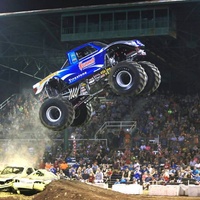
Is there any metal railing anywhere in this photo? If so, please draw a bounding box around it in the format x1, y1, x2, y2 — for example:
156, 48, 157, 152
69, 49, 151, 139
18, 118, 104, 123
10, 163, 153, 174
0, 94, 17, 110
95, 121, 137, 139
68, 138, 108, 148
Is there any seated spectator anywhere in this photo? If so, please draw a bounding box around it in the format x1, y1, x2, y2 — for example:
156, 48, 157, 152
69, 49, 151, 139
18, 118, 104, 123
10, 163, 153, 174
59, 160, 68, 175
132, 177, 138, 185
194, 160, 200, 169
147, 164, 153, 174
104, 167, 113, 183
114, 178, 121, 184
129, 161, 134, 171
171, 161, 178, 169
192, 166, 199, 178
140, 143, 146, 151
141, 171, 148, 185
81, 169, 90, 182
162, 169, 170, 184
95, 152, 102, 165
94, 168, 104, 183
113, 160, 120, 170
178, 134, 185, 143
92, 161, 99, 173
133, 159, 140, 171
70, 171, 79, 180
76, 166, 83, 180
169, 167, 177, 180
111, 169, 122, 184
69, 167, 76, 179
45, 162, 52, 171
152, 169, 160, 184
56, 168, 66, 179
142, 173, 153, 190
49, 164, 57, 175
170, 131, 177, 141
190, 158, 197, 167
88, 172, 95, 183
164, 160, 171, 169
132, 168, 142, 184
72, 162, 80, 170
85, 165, 93, 174
193, 173, 200, 184
121, 167, 131, 183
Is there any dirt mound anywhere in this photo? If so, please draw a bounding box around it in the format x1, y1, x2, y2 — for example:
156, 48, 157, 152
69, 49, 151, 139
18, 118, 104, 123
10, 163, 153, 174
33, 180, 137, 200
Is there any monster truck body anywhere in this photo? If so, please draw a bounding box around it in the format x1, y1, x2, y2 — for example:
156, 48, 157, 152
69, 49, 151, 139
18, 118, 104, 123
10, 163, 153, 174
33, 39, 161, 131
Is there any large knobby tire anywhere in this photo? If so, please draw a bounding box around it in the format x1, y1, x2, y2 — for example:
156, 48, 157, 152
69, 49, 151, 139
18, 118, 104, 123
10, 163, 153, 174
108, 61, 147, 96
138, 61, 161, 95
71, 103, 93, 127
39, 97, 75, 131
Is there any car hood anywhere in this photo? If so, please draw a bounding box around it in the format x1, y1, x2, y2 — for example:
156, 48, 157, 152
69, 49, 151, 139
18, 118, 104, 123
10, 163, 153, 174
0, 174, 18, 180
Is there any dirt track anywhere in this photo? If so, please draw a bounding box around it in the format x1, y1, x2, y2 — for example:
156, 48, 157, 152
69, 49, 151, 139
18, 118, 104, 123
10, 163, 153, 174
0, 180, 199, 200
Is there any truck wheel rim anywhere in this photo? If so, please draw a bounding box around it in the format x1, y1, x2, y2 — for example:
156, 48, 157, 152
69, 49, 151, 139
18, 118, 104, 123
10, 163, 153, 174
46, 106, 62, 122
116, 70, 132, 88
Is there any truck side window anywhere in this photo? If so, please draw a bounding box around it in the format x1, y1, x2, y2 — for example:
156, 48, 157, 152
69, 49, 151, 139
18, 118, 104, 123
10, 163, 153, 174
76, 45, 97, 60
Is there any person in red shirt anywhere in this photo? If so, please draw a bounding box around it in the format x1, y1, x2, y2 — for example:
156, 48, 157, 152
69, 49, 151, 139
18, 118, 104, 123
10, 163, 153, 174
88, 172, 95, 183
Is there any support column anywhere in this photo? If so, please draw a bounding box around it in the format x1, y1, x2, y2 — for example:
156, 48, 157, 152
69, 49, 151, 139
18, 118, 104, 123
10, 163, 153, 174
64, 129, 69, 151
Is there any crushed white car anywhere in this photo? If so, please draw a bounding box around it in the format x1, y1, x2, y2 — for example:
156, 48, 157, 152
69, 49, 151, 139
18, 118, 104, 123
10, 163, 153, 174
12, 169, 60, 194
0, 166, 35, 191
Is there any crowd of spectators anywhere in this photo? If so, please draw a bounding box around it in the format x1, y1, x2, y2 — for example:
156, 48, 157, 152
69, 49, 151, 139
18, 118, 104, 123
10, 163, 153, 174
45, 91, 200, 188
0, 89, 200, 189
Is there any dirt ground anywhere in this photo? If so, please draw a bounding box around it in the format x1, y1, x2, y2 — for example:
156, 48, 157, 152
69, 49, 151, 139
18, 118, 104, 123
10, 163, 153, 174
0, 180, 199, 200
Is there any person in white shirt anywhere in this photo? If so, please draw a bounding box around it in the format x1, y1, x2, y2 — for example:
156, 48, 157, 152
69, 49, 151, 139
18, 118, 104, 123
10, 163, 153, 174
94, 168, 104, 183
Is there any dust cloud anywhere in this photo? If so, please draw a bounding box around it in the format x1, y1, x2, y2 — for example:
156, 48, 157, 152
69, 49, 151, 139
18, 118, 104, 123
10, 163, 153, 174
0, 89, 53, 170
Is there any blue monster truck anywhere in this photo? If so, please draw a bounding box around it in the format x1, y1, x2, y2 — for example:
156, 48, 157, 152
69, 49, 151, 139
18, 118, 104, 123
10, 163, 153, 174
33, 39, 161, 131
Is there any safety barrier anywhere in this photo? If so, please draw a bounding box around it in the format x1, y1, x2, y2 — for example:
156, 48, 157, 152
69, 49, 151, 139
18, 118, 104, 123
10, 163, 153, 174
112, 184, 143, 194
149, 185, 180, 196
188, 185, 200, 197
149, 184, 200, 197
